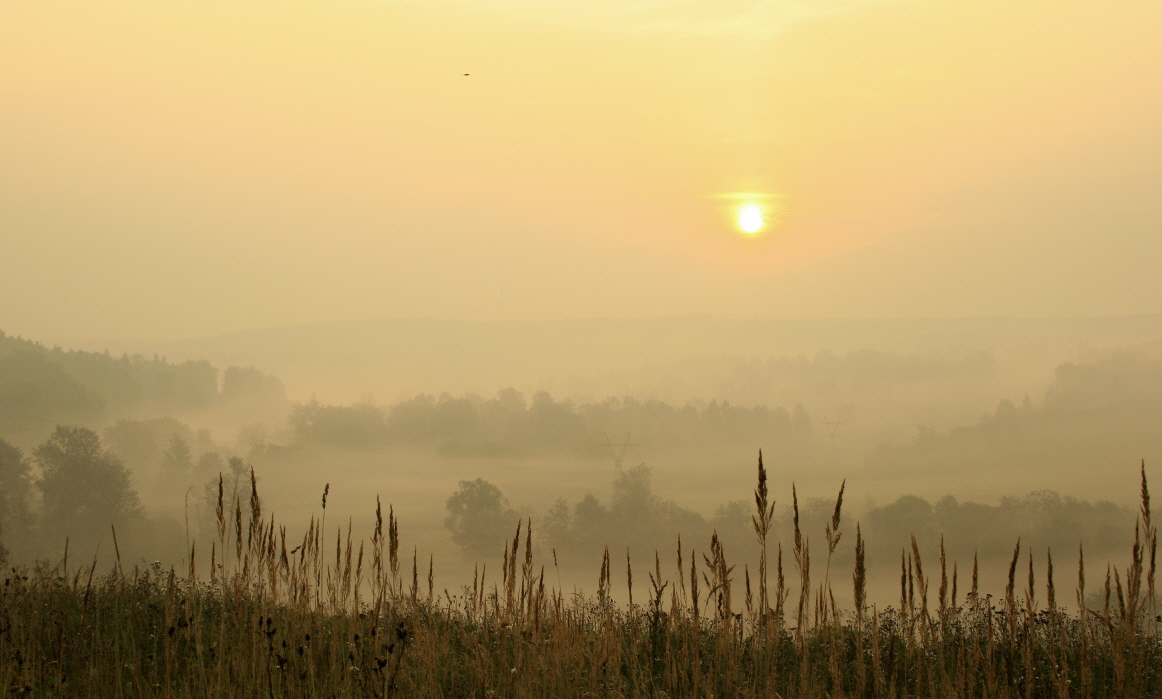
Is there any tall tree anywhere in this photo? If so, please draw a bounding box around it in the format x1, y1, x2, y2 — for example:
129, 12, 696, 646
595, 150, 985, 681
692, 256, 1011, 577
34, 426, 142, 538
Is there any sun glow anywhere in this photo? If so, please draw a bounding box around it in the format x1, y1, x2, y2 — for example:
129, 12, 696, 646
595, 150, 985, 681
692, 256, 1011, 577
709, 193, 780, 237
737, 204, 765, 234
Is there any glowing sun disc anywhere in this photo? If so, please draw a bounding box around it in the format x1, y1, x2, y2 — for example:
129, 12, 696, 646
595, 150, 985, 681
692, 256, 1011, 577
737, 204, 764, 234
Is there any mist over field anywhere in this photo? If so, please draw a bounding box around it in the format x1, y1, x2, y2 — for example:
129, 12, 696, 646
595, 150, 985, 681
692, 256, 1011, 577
2, 316, 1158, 607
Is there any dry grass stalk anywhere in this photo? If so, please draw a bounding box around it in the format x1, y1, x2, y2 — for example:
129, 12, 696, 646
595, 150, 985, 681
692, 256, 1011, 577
791, 484, 810, 642
939, 535, 948, 621
751, 451, 775, 621
853, 523, 866, 618
1047, 548, 1056, 612
626, 548, 633, 609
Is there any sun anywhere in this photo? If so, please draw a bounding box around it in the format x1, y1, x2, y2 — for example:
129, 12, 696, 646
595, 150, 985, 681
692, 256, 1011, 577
737, 204, 765, 235
707, 192, 781, 236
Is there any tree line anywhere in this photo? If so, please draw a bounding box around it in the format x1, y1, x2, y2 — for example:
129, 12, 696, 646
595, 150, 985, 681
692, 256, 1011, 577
289, 389, 813, 456
442, 467, 1135, 569
0, 330, 285, 439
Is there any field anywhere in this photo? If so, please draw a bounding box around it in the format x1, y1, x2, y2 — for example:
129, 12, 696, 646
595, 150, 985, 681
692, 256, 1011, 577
1, 459, 1158, 698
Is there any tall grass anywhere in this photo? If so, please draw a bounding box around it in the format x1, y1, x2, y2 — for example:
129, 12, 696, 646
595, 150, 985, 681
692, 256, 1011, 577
1, 455, 1158, 696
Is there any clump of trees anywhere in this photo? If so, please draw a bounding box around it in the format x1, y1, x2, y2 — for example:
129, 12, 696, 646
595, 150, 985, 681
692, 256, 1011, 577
0, 426, 188, 565
443, 467, 1136, 575
444, 465, 747, 562
290, 389, 813, 457
34, 426, 143, 540
862, 489, 1131, 561
539, 465, 715, 559
444, 479, 519, 557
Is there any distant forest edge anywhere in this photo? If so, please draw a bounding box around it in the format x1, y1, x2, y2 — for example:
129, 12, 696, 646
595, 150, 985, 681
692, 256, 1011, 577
0, 329, 286, 437
3, 327, 1162, 470
288, 392, 811, 457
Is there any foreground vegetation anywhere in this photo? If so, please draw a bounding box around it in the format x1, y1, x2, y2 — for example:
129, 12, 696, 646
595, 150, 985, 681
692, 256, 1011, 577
1, 458, 1158, 697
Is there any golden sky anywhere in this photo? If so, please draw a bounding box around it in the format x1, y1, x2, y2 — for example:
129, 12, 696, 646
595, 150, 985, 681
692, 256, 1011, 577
2, 0, 1160, 342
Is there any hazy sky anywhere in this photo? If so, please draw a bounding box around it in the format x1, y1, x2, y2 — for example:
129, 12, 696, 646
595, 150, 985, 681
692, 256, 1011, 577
3, 0, 1160, 343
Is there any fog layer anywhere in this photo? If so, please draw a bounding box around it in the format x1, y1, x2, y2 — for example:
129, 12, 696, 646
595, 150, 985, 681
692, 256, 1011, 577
2, 322, 1156, 606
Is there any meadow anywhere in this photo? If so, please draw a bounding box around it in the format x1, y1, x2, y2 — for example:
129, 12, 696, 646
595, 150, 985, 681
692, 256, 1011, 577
1, 457, 1158, 697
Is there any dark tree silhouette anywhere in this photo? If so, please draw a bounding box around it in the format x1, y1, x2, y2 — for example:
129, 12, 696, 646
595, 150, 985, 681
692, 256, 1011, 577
34, 426, 142, 538
444, 478, 517, 556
